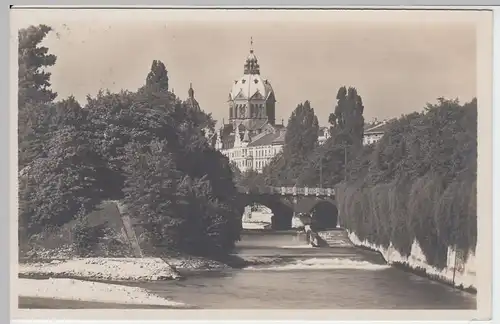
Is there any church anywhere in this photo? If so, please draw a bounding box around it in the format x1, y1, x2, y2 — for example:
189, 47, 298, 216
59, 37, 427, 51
211, 40, 287, 173
187, 40, 331, 173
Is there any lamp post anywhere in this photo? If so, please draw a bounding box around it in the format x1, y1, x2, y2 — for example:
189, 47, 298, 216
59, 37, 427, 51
319, 157, 323, 188
344, 144, 347, 181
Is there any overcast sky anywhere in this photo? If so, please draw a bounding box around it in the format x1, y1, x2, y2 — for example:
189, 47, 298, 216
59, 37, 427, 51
12, 9, 480, 126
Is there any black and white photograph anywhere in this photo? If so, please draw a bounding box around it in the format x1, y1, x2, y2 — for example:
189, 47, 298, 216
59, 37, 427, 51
11, 6, 493, 321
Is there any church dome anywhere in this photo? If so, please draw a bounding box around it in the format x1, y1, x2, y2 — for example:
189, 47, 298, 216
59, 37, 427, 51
229, 42, 274, 102
230, 74, 273, 101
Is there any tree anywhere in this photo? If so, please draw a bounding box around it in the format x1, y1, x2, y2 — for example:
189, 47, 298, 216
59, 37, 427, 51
262, 101, 319, 186
18, 24, 57, 106
18, 25, 58, 169
122, 140, 183, 252
121, 60, 241, 255
335, 97, 478, 268
329, 86, 365, 148
146, 60, 169, 92
19, 119, 102, 235
284, 101, 319, 161
19, 51, 243, 257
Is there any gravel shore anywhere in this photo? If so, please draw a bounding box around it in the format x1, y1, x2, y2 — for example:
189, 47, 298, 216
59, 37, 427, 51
18, 278, 192, 308
18, 257, 182, 281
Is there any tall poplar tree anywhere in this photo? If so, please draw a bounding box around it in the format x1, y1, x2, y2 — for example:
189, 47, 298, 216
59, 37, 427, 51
329, 86, 365, 148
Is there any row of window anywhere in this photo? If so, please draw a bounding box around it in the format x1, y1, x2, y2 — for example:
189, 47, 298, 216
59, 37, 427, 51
363, 134, 383, 145
229, 146, 279, 159
229, 103, 265, 118
235, 159, 268, 170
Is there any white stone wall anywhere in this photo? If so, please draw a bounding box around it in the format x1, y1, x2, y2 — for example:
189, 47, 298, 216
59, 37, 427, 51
348, 231, 476, 290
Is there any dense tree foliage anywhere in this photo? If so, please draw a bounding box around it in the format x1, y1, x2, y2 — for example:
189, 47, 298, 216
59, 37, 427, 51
18, 24, 57, 106
18, 25, 241, 257
18, 25, 59, 168
238, 83, 477, 270
329, 86, 365, 148
259, 101, 319, 186
292, 86, 366, 187
336, 98, 477, 269
255, 87, 364, 188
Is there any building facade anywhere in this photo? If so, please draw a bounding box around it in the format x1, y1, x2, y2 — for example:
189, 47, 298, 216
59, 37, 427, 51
212, 42, 286, 173
363, 120, 388, 145
206, 41, 334, 173
317, 127, 331, 146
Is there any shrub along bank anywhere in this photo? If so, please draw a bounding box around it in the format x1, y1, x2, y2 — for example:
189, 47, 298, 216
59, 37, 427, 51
18, 25, 242, 260
335, 98, 477, 287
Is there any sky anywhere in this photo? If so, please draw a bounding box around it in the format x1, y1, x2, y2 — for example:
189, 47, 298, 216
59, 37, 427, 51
12, 9, 481, 127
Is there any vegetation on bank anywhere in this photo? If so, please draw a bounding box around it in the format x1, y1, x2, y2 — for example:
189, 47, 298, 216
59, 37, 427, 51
237, 87, 365, 189
239, 83, 477, 269
17, 24, 477, 271
336, 98, 477, 269
18, 25, 241, 258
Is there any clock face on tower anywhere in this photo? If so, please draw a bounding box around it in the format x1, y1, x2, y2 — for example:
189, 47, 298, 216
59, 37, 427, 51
239, 105, 246, 116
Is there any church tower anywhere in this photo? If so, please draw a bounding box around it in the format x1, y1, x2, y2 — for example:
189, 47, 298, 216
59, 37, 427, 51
228, 38, 276, 130
185, 83, 200, 112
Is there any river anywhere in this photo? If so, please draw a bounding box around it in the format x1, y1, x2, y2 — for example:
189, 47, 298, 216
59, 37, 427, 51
134, 230, 477, 309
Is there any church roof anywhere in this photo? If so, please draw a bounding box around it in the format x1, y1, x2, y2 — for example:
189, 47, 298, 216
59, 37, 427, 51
218, 121, 286, 149
241, 119, 268, 131
272, 130, 286, 144
230, 74, 274, 101
247, 131, 284, 147
229, 41, 275, 102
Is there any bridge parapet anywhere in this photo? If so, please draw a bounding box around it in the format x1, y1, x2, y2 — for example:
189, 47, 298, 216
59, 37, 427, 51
238, 185, 335, 197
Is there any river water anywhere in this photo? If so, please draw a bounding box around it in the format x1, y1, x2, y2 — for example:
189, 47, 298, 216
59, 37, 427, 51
136, 231, 476, 309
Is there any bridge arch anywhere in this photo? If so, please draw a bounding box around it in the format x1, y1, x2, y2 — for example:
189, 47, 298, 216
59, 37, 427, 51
294, 197, 338, 230
310, 200, 338, 230
236, 186, 338, 231
238, 194, 294, 230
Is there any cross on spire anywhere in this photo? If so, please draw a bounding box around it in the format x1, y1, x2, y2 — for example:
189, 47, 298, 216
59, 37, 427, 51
250, 37, 254, 52
188, 82, 194, 98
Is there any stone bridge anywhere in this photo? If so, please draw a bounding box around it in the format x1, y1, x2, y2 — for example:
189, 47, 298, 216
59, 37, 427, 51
236, 186, 338, 230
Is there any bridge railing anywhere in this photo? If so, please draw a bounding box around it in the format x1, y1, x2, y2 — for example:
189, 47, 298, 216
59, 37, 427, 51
238, 185, 335, 196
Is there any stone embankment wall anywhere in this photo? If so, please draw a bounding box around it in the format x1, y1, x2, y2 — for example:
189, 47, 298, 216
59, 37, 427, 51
347, 231, 476, 292
315, 229, 475, 292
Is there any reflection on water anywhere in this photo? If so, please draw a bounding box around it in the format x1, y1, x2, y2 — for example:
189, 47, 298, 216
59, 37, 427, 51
136, 231, 476, 309
138, 267, 475, 309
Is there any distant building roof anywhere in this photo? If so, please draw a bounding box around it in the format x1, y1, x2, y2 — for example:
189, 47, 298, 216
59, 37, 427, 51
318, 126, 329, 136
364, 121, 389, 135
218, 120, 286, 149
247, 131, 284, 147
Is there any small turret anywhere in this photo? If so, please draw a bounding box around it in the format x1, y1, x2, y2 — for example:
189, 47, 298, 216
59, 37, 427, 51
185, 82, 200, 112
242, 128, 250, 143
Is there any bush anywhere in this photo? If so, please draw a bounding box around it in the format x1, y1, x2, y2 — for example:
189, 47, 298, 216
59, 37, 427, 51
72, 218, 106, 257
19, 39, 242, 258
336, 98, 477, 269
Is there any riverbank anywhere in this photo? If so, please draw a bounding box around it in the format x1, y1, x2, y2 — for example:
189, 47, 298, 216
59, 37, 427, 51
18, 252, 286, 282
347, 231, 476, 294
19, 258, 182, 281
17, 256, 230, 309
18, 278, 195, 309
